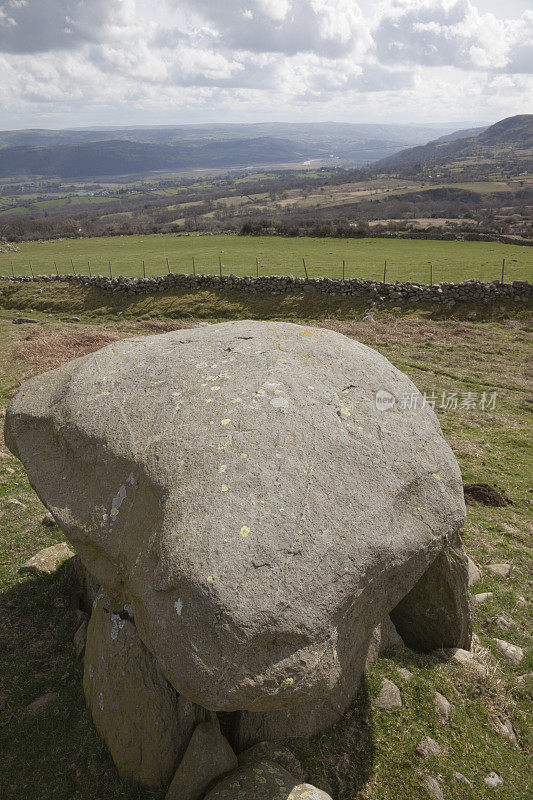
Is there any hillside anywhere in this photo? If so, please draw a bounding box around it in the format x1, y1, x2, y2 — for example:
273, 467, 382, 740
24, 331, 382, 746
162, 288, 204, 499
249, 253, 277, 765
375, 115, 533, 172
0, 137, 308, 179
436, 126, 487, 143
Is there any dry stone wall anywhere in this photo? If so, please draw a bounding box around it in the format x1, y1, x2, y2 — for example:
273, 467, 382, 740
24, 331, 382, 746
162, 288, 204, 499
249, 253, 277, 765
1, 272, 531, 305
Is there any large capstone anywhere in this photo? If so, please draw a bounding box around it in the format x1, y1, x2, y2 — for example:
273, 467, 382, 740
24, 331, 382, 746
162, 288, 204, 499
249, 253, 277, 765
5, 320, 471, 738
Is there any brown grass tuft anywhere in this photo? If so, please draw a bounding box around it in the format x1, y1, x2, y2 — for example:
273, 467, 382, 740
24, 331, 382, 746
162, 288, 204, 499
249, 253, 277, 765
14, 328, 125, 375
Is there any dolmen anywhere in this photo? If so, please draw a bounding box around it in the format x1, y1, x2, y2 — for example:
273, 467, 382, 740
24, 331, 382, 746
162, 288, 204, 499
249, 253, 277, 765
5, 320, 472, 794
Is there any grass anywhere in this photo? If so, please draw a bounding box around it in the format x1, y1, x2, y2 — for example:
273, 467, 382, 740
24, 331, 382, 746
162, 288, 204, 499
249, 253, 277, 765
0, 287, 531, 800
1, 234, 532, 284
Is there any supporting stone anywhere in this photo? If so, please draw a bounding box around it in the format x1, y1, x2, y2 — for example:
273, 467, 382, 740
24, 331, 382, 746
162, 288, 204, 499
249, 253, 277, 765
390, 532, 472, 653
83, 590, 207, 789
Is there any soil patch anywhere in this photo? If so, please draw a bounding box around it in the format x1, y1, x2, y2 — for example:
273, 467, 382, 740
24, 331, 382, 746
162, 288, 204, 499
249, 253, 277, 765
464, 483, 512, 507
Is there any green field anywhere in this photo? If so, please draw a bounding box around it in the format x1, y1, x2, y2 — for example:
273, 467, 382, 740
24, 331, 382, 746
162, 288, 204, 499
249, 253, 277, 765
1, 234, 531, 284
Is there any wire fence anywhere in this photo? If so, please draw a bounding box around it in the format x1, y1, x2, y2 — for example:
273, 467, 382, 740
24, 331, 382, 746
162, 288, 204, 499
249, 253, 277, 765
3, 255, 516, 285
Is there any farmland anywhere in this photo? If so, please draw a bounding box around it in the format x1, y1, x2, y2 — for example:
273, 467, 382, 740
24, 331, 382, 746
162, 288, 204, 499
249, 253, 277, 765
1, 234, 531, 284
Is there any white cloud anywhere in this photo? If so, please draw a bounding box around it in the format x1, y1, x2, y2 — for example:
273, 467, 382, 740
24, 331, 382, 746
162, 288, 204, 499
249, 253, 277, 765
173, 0, 372, 58
0, 0, 531, 126
373, 0, 532, 73
0, 0, 132, 53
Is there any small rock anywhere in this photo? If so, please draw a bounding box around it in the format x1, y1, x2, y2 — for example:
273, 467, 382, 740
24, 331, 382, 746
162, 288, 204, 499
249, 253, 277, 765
494, 716, 518, 747
73, 619, 88, 659
467, 556, 481, 587
494, 638, 524, 666
493, 612, 516, 631
12, 317, 40, 324
397, 667, 414, 682
416, 736, 442, 758
5, 498, 26, 509
422, 775, 444, 800
473, 592, 493, 605
435, 692, 451, 721
448, 647, 488, 677
487, 563, 511, 579
484, 771, 503, 788
5, 466, 14, 474
238, 741, 305, 781
374, 678, 401, 710
19, 542, 74, 576
362, 314, 375, 323
203, 761, 332, 800
453, 771, 472, 786
69, 316, 81, 322
41, 512, 56, 527
26, 692, 59, 716
165, 722, 237, 800
516, 672, 532, 686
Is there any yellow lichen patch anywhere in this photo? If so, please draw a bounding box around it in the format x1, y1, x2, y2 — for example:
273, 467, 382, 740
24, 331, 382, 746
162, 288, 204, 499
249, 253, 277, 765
241, 453, 247, 458
240, 525, 250, 538
217, 441, 228, 451
280, 677, 294, 690
221, 418, 231, 426
432, 473, 441, 480
340, 406, 351, 417
255, 389, 266, 397
211, 386, 220, 391
206, 575, 213, 583
219, 465, 227, 473
205, 397, 213, 403
221, 485, 229, 492
231, 397, 243, 404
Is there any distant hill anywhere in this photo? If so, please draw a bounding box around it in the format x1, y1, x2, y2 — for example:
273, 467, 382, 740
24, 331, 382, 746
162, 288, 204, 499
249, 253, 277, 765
375, 115, 533, 170
0, 137, 309, 179
0, 122, 458, 177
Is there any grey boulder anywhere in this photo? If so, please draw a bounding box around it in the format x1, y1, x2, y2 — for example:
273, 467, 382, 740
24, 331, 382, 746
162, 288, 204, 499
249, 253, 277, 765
6, 320, 471, 738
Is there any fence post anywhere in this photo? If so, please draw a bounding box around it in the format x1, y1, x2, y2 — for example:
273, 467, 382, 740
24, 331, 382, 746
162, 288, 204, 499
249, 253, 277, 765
192, 256, 196, 276
342, 259, 345, 280
54, 261, 58, 276
302, 258, 308, 279
219, 255, 222, 277
166, 257, 171, 274
88, 261, 92, 277
11, 261, 14, 277
71, 258, 75, 275
29, 262, 34, 278
109, 261, 112, 278
256, 257, 259, 278
501, 258, 505, 284
383, 260, 387, 283
429, 262, 433, 286
142, 260, 146, 278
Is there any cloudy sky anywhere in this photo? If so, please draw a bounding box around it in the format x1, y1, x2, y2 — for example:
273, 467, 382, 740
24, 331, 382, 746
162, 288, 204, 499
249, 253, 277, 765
0, 0, 531, 129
